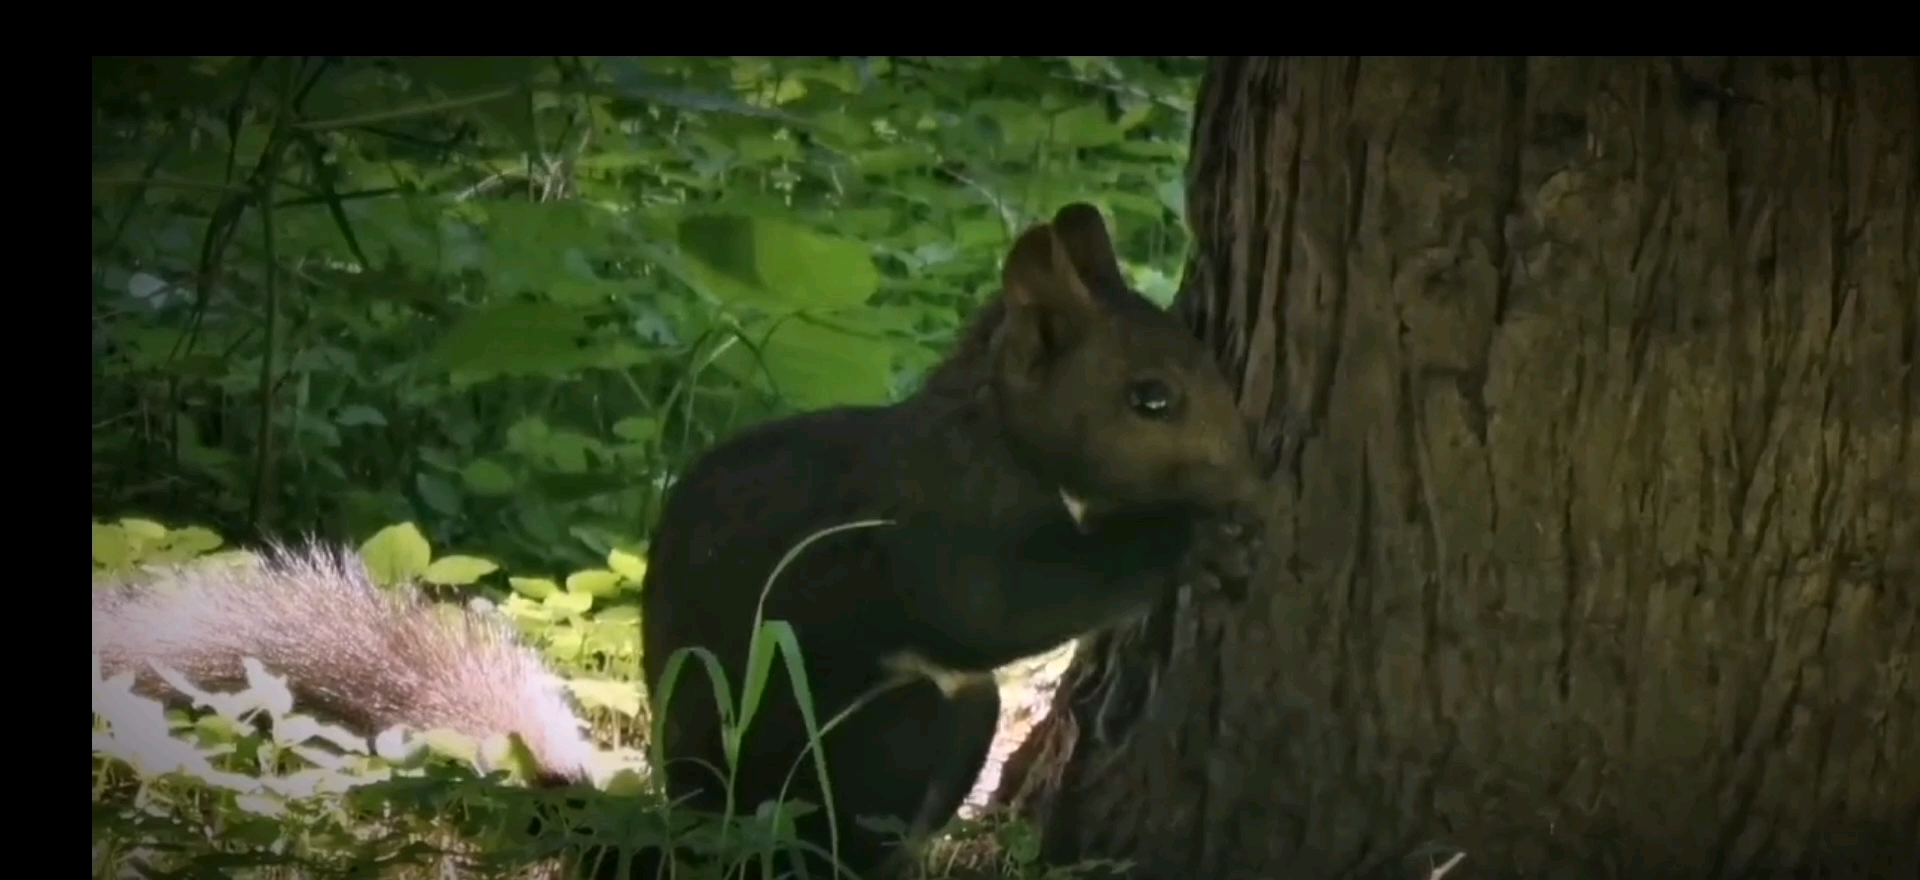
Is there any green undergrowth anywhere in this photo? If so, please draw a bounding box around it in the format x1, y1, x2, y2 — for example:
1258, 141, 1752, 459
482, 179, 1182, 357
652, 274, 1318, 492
91, 56, 1202, 574
90, 517, 1121, 880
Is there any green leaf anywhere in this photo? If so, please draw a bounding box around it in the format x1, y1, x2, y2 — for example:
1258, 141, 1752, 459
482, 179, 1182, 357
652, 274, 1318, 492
327, 196, 458, 273
423, 555, 500, 586
720, 314, 893, 408
460, 459, 518, 496
603, 767, 650, 796
119, 518, 167, 540
1052, 103, 1123, 149
425, 301, 597, 379
417, 447, 463, 473
481, 201, 623, 305
607, 549, 648, 583
976, 99, 1048, 149
416, 472, 461, 516
565, 569, 624, 597
92, 522, 135, 571
565, 678, 644, 718
610, 417, 658, 444
505, 416, 551, 448
677, 213, 879, 309
334, 405, 387, 427
1105, 191, 1172, 223
359, 523, 432, 586
166, 526, 225, 557
1156, 176, 1187, 217
510, 576, 559, 600
590, 605, 641, 626
545, 591, 593, 616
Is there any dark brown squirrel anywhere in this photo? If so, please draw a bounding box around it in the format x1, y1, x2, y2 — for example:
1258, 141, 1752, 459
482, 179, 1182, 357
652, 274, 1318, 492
638, 203, 1266, 879
88, 203, 1267, 880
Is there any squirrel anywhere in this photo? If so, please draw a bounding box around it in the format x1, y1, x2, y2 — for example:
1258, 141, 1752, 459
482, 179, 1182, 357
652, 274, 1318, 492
638, 203, 1265, 879
90, 203, 1267, 880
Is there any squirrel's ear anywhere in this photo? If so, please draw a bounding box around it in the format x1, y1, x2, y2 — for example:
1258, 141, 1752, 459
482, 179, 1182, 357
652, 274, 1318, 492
1050, 202, 1126, 293
993, 222, 1097, 383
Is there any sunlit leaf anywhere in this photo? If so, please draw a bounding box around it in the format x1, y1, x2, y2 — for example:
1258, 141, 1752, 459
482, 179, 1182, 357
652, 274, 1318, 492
423, 555, 500, 586
360, 523, 432, 586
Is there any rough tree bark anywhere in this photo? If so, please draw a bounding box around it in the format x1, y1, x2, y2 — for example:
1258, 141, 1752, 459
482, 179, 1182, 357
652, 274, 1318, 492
998, 57, 1918, 880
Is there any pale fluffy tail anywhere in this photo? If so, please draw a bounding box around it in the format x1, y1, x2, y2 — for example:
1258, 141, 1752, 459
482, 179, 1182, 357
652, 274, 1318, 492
91, 542, 596, 785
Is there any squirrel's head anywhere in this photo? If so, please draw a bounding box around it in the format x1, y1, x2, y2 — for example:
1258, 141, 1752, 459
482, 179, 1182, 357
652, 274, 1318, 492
987, 203, 1264, 527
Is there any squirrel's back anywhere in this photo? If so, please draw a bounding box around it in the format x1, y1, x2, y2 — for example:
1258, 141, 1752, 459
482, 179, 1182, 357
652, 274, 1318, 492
91, 543, 595, 785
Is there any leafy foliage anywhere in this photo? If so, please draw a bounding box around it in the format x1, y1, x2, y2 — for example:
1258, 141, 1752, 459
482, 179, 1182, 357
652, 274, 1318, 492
92, 56, 1203, 578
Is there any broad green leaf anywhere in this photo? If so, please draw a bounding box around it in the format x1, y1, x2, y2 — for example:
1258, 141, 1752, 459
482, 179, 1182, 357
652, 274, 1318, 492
119, 518, 168, 540
954, 216, 1009, 250
461, 459, 518, 495
1156, 176, 1187, 217
566, 569, 624, 597
976, 99, 1048, 149
415, 472, 461, 516
720, 314, 892, 408
482, 202, 624, 305
590, 605, 642, 626
423, 555, 500, 586
360, 523, 432, 586
564, 678, 643, 718
425, 301, 596, 379
811, 111, 872, 149
677, 213, 879, 309
509, 576, 560, 600
611, 417, 658, 444
166, 526, 225, 557
1105, 191, 1172, 223
92, 523, 135, 571
327, 197, 455, 272
1052, 103, 1123, 149
417, 447, 463, 473
504, 417, 553, 451
793, 60, 860, 94
526, 430, 597, 475
607, 548, 648, 582
545, 591, 594, 616
604, 767, 650, 796
851, 145, 933, 176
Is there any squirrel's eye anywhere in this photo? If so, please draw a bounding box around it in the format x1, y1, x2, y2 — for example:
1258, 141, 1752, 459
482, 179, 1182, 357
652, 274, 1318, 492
1126, 378, 1175, 420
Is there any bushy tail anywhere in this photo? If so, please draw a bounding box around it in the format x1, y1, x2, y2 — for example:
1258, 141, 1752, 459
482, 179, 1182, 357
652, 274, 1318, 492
91, 542, 596, 785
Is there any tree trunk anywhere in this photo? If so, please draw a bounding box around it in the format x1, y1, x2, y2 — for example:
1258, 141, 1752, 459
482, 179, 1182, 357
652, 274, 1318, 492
1002, 56, 1919, 880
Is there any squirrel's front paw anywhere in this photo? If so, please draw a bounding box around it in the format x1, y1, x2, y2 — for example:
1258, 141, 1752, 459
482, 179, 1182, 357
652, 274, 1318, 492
1182, 504, 1265, 601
